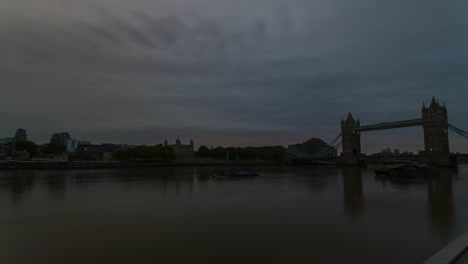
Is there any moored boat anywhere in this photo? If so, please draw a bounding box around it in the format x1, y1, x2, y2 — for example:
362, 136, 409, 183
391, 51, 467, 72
231, 170, 260, 176
375, 164, 440, 178
213, 170, 260, 178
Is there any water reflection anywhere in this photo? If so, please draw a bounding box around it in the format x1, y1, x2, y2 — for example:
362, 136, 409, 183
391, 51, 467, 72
0, 166, 459, 234
374, 168, 456, 237
0, 166, 467, 264
427, 170, 456, 237
340, 167, 364, 216
0, 171, 35, 203
47, 173, 68, 197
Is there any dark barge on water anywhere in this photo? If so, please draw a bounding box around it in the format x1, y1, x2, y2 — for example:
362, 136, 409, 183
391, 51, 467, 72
213, 170, 260, 178
375, 163, 441, 178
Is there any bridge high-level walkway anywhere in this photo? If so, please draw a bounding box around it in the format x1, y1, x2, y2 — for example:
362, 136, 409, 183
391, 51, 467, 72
354, 119, 422, 132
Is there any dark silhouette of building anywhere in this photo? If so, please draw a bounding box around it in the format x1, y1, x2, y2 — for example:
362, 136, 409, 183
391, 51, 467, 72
287, 137, 337, 161
0, 138, 14, 158
50, 132, 71, 146
14, 128, 27, 141
290, 138, 332, 155
73, 144, 105, 161
164, 137, 194, 160
419, 98, 453, 166
339, 113, 361, 165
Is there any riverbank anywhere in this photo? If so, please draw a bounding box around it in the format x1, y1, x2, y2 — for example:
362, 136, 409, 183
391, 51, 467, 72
0, 160, 318, 170
423, 229, 468, 264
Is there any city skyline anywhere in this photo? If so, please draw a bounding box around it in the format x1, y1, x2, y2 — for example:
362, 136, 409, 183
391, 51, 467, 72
1, 0, 467, 153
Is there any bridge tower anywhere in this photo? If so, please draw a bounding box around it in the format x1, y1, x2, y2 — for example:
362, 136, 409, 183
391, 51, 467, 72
338, 112, 362, 165
420, 97, 454, 166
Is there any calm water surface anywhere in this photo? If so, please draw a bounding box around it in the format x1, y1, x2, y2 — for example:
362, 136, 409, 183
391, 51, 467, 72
1, 166, 468, 264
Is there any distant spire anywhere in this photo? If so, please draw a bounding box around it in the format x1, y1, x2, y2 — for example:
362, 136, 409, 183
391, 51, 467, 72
422, 101, 426, 111
430, 97, 437, 108
346, 112, 356, 126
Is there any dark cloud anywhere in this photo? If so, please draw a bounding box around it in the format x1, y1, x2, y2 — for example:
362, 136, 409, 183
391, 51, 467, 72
134, 13, 181, 46
0, 0, 467, 153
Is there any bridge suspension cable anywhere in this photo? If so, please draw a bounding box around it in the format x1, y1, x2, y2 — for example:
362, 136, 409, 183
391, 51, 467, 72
287, 133, 342, 160
448, 124, 468, 139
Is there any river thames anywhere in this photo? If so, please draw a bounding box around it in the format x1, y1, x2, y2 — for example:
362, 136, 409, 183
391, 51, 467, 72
1, 166, 468, 263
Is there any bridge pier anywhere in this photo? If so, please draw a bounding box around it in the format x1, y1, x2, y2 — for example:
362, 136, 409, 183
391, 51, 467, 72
419, 98, 456, 167
337, 113, 362, 166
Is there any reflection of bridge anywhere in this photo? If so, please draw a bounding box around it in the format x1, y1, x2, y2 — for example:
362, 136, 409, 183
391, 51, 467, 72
287, 97, 468, 166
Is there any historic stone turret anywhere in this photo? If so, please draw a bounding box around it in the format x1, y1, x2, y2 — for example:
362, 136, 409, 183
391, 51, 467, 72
338, 112, 361, 165
420, 97, 453, 166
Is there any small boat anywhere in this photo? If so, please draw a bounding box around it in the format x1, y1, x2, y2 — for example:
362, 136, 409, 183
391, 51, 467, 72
213, 170, 260, 178
231, 170, 260, 176
375, 164, 440, 178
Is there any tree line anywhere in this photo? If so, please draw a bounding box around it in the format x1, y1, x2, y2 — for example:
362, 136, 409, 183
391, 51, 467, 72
111, 145, 175, 161
196, 145, 285, 161
6, 139, 286, 162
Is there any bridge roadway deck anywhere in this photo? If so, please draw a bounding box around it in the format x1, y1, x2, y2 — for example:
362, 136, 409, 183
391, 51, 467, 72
355, 118, 422, 132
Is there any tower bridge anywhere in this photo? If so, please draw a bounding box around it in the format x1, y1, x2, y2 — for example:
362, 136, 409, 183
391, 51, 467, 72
286, 97, 468, 166
338, 97, 453, 166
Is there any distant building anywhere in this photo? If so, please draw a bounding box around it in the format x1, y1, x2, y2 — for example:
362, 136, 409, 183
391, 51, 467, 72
287, 137, 337, 161
13, 150, 30, 160
102, 152, 114, 161
0, 138, 14, 158
50, 132, 71, 146
73, 144, 105, 161
382, 148, 392, 154
164, 137, 194, 160
289, 138, 334, 154
394, 149, 400, 154
99, 144, 123, 152
66, 139, 91, 152
14, 128, 28, 141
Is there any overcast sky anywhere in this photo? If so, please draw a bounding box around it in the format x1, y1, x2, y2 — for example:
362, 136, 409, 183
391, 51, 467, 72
1, 0, 467, 152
